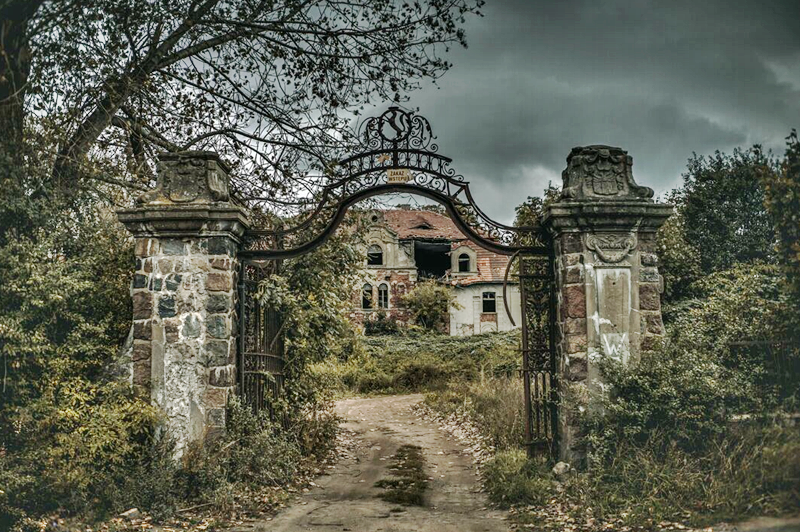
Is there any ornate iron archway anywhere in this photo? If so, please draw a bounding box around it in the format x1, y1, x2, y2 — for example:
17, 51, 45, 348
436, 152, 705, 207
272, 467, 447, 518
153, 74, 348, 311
238, 107, 558, 455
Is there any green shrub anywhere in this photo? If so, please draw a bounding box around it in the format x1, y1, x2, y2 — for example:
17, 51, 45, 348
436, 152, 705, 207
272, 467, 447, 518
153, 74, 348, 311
482, 450, 553, 508
401, 279, 462, 332
565, 425, 800, 527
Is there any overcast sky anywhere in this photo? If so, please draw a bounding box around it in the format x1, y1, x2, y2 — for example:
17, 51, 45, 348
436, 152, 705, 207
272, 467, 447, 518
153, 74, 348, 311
369, 0, 800, 224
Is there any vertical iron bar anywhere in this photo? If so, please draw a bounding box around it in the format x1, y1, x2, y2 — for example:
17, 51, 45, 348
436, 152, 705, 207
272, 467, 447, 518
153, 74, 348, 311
238, 260, 247, 404
519, 255, 533, 458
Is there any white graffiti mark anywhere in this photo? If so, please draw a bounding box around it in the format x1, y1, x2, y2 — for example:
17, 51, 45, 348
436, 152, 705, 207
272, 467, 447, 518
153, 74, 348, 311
602, 332, 628, 360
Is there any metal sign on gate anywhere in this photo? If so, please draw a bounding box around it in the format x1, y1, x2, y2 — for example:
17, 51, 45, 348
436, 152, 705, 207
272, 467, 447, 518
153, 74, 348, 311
237, 107, 558, 455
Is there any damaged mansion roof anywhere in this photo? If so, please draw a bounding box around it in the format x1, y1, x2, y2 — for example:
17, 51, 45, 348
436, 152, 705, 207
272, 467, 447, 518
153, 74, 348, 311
379, 209, 512, 286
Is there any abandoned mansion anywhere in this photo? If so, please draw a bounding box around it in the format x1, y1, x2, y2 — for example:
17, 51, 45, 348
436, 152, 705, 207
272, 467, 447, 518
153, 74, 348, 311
350, 207, 521, 335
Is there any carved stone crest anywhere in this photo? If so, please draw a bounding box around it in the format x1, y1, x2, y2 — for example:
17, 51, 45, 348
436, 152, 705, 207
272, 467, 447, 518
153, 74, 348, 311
136, 151, 231, 205
585, 233, 637, 263
561, 145, 654, 201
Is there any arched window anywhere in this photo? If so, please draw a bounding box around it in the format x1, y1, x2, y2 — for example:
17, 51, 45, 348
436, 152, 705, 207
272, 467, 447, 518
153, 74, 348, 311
458, 253, 471, 272
378, 283, 389, 309
367, 244, 383, 266
482, 291, 496, 313
362, 284, 373, 309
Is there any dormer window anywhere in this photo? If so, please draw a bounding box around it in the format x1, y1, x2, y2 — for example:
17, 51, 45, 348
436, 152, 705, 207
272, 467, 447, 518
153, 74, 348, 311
367, 244, 383, 266
458, 253, 471, 273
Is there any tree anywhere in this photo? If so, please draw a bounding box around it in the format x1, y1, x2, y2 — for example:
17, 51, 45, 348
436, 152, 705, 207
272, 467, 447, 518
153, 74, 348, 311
401, 279, 461, 332
0, 0, 483, 204
759, 130, 800, 318
674, 148, 777, 273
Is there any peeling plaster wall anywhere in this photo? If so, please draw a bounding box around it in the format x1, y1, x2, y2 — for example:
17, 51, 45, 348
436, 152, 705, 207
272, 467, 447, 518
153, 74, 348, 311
450, 284, 521, 336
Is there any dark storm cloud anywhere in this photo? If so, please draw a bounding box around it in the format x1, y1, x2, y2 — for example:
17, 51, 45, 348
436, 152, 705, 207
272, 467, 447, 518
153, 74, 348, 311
397, 0, 800, 222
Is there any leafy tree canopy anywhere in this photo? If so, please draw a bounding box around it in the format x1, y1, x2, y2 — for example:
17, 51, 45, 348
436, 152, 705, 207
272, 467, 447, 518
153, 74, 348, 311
0, 0, 484, 209
670, 147, 777, 274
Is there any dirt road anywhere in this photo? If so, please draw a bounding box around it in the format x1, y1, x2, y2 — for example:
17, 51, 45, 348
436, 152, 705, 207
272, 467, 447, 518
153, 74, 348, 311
258, 394, 509, 532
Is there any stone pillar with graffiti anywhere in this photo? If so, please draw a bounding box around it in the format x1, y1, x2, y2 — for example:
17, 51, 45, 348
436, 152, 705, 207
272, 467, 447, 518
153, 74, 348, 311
543, 145, 672, 463
117, 151, 250, 453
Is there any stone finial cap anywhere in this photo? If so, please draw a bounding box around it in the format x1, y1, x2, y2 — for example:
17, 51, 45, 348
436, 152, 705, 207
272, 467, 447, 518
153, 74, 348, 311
560, 145, 654, 201
136, 151, 231, 205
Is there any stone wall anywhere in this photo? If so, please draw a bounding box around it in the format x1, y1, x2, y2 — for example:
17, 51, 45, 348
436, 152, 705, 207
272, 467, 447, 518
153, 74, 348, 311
119, 151, 249, 452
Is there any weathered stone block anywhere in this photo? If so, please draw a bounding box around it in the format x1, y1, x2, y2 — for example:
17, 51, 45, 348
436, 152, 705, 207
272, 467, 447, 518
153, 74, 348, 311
566, 334, 587, 354
150, 277, 162, 291
563, 285, 586, 318
639, 283, 661, 311
206, 272, 231, 292
562, 254, 581, 267
165, 274, 182, 291
209, 366, 235, 387
135, 238, 155, 257
161, 239, 186, 256
165, 321, 179, 343
206, 294, 231, 313
643, 312, 664, 335
133, 320, 151, 341
135, 258, 142, 271
564, 317, 586, 336
208, 237, 236, 256
210, 258, 230, 270
562, 233, 582, 254
640, 253, 658, 267
143, 259, 153, 273
158, 296, 176, 318
133, 359, 151, 388
158, 259, 174, 274
563, 266, 583, 284
182, 314, 201, 338
567, 353, 588, 381
204, 387, 228, 408
132, 291, 153, 320
203, 340, 230, 366
132, 341, 151, 361
190, 239, 208, 254
640, 267, 660, 283
206, 315, 228, 339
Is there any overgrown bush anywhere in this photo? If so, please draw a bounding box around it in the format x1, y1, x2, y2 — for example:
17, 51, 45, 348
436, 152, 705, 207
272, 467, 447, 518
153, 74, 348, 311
482, 450, 552, 508
310, 330, 521, 396
401, 279, 462, 332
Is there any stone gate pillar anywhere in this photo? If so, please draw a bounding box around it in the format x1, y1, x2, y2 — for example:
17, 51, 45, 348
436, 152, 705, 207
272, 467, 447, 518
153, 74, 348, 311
542, 146, 672, 463
118, 151, 250, 452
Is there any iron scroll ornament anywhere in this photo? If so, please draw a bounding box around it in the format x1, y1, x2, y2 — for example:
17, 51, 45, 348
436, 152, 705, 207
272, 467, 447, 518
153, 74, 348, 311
242, 108, 549, 259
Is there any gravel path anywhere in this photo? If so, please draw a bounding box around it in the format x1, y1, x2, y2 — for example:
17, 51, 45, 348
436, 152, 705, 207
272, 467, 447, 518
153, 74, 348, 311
248, 394, 510, 532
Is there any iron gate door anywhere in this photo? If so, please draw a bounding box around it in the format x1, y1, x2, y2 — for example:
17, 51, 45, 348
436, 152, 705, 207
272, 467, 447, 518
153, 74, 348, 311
238, 259, 285, 415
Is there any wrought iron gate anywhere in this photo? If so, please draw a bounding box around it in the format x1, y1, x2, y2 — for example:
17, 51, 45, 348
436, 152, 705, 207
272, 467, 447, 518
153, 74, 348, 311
236, 107, 558, 455
238, 259, 284, 415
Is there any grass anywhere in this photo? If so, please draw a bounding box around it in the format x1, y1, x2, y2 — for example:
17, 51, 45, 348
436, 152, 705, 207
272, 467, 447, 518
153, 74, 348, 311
308, 329, 520, 396
374, 445, 428, 506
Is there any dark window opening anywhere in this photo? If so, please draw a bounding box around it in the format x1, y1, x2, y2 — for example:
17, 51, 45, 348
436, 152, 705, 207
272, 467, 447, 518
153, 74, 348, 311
458, 253, 471, 273
482, 292, 496, 313
367, 244, 383, 266
362, 284, 373, 309
378, 284, 389, 309
414, 241, 450, 279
